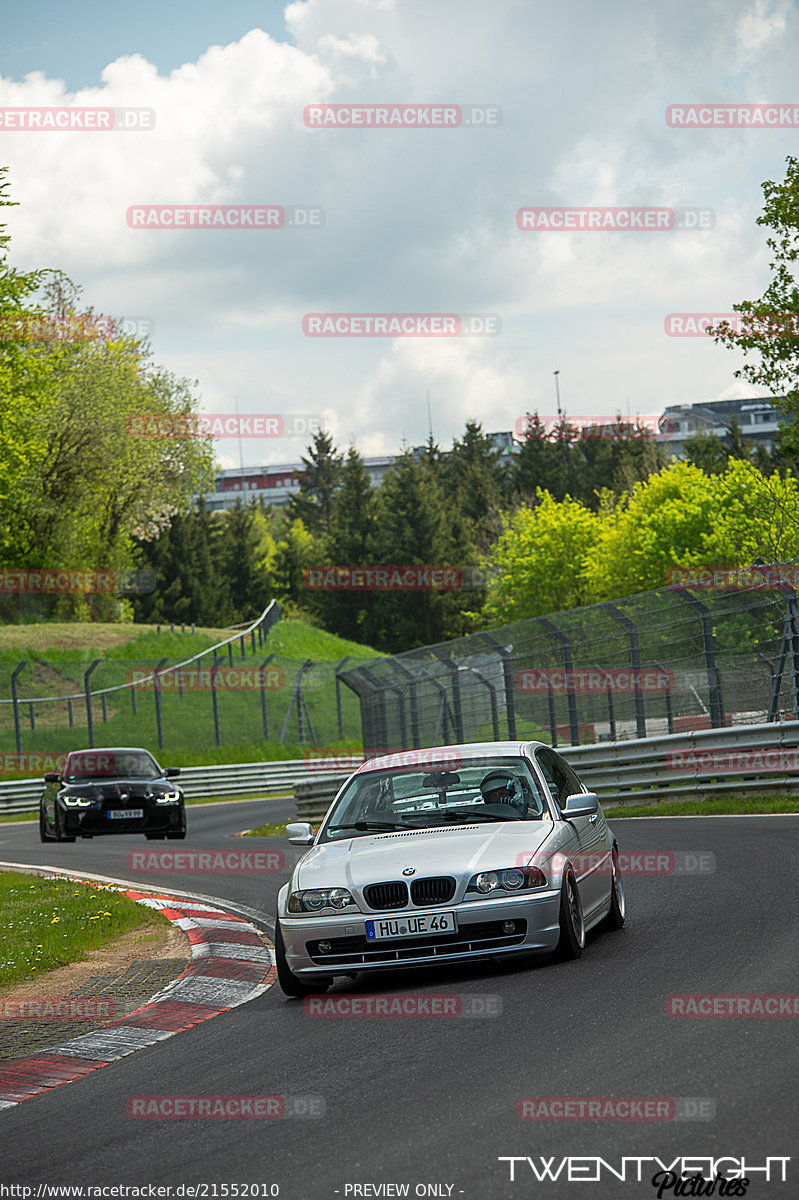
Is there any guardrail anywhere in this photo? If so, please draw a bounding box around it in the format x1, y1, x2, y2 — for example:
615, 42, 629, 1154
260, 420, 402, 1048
3, 721, 798, 820
0, 759, 353, 816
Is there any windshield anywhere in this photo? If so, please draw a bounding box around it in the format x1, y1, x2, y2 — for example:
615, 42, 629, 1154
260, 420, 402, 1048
321, 757, 550, 841
63, 750, 162, 783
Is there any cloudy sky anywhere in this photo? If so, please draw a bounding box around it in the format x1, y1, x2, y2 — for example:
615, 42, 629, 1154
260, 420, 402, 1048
1, 0, 797, 469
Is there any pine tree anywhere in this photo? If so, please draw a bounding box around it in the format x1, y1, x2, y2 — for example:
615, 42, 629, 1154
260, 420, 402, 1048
288, 429, 343, 536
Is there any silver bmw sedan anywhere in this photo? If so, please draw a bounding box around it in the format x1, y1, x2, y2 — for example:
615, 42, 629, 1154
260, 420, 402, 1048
275, 741, 625, 996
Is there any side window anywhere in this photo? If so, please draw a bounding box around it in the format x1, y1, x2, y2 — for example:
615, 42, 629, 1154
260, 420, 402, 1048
535, 749, 583, 810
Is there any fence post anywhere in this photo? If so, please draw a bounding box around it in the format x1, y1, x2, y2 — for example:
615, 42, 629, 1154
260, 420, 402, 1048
334, 657, 353, 740
10, 661, 28, 756
602, 602, 646, 739
28, 702, 35, 731
84, 659, 102, 748
240, 634, 246, 659
674, 589, 725, 728
153, 657, 169, 750
68, 698, 74, 729
386, 660, 422, 748
211, 654, 222, 747
536, 617, 580, 745
477, 633, 517, 739
259, 655, 276, 741
431, 649, 464, 744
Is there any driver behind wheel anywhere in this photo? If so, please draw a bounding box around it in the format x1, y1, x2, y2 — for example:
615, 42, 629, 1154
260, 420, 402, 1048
479, 771, 529, 817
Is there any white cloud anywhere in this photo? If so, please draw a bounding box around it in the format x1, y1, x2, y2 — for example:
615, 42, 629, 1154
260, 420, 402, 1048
1, 0, 797, 465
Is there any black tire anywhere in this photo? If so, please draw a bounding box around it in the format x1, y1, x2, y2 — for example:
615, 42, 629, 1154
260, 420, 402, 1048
166, 831, 186, 840
554, 869, 585, 960
39, 806, 53, 843
274, 920, 330, 998
145, 833, 166, 840
602, 846, 626, 930
53, 806, 76, 843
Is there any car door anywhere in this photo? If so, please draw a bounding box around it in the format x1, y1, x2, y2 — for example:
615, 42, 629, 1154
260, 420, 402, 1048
535, 747, 610, 918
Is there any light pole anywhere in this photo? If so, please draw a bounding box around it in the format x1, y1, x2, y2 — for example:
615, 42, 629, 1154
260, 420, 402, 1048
553, 369, 568, 472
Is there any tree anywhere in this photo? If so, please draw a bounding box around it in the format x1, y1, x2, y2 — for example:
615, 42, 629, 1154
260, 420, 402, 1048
712, 155, 799, 452
440, 420, 506, 526
316, 447, 377, 641
288, 429, 343, 537
220, 501, 272, 623
133, 500, 232, 627
481, 491, 599, 624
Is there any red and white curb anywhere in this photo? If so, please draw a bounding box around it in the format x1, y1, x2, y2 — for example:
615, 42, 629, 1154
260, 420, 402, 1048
0, 888, 276, 1109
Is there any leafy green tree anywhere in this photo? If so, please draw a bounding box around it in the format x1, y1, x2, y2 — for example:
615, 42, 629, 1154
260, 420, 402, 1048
273, 518, 318, 608
712, 155, 799, 452
481, 491, 599, 624
682, 430, 731, 474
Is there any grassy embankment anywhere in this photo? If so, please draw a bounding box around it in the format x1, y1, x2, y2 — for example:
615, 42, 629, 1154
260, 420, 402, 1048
0, 870, 169, 990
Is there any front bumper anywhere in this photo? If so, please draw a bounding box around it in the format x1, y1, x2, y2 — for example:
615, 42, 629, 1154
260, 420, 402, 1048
60, 800, 185, 836
279, 891, 562, 977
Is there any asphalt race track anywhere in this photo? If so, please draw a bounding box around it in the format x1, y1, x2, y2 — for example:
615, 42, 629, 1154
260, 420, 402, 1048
0, 800, 797, 1199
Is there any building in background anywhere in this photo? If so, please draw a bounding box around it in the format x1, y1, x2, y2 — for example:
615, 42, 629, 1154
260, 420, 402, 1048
658, 396, 788, 459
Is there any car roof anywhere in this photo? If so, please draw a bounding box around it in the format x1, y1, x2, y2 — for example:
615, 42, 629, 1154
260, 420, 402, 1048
355, 741, 548, 774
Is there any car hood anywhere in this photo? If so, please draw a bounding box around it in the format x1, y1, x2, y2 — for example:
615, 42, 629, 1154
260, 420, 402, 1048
59, 777, 174, 796
294, 821, 555, 891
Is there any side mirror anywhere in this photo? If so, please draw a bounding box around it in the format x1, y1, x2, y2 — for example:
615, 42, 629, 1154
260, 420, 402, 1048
164, 767, 180, 778
43, 772, 61, 783
285, 821, 315, 846
563, 791, 599, 818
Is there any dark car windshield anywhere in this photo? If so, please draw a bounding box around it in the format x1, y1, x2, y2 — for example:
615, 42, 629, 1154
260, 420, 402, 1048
62, 750, 162, 783
322, 756, 549, 841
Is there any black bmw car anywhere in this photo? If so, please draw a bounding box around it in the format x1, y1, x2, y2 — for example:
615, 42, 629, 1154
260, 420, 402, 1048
40, 747, 187, 842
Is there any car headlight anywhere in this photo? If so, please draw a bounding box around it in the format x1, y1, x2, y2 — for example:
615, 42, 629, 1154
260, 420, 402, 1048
466, 867, 547, 896
60, 794, 92, 808
287, 888, 356, 914
155, 791, 181, 803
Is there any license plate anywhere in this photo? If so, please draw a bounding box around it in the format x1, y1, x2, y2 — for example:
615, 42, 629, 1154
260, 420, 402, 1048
365, 911, 456, 941
108, 808, 144, 819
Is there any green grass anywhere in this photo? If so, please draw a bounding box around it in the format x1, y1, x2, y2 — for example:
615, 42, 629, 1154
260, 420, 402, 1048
243, 822, 292, 837
605, 794, 799, 818
261, 618, 380, 662
0, 616, 378, 762
0, 871, 169, 989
